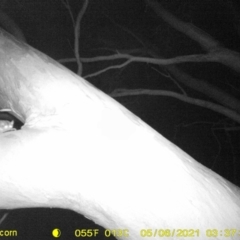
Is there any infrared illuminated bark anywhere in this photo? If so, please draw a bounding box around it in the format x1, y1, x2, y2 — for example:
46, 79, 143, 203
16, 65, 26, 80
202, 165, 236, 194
0, 29, 240, 239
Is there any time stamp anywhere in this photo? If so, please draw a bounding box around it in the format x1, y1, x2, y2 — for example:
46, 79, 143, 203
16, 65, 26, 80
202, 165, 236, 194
1, 228, 240, 238
73, 229, 240, 238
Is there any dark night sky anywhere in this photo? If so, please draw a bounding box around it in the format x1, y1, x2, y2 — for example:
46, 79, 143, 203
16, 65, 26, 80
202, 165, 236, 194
0, 1, 240, 239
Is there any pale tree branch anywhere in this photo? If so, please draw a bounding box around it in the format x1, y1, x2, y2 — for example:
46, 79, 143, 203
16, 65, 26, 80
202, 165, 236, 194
114, 28, 240, 114
110, 89, 240, 124
151, 67, 187, 96
83, 59, 133, 79
74, 0, 88, 76
59, 52, 231, 66
0, 212, 8, 225
145, 0, 219, 51
62, 0, 89, 76
60, 0, 75, 30
145, 0, 240, 74
59, 51, 240, 115
58, 1, 240, 124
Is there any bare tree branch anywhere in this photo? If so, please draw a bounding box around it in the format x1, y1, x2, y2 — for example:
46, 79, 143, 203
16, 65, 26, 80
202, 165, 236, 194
83, 59, 133, 79
0, 212, 8, 225
74, 0, 88, 76
145, 0, 219, 51
111, 88, 240, 124
60, 0, 75, 30
59, 51, 240, 116
145, 0, 240, 74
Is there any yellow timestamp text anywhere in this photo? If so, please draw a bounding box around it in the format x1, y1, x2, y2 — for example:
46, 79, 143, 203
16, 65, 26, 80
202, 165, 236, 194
74, 229, 129, 238
140, 229, 200, 238
104, 229, 129, 238
75, 229, 99, 237
206, 229, 240, 237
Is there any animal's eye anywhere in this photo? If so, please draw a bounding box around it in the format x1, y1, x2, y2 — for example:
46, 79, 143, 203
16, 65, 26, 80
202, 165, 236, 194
0, 120, 14, 133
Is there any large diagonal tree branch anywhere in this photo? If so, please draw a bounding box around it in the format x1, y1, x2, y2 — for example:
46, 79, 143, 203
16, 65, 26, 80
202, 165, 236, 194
0, 28, 240, 239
